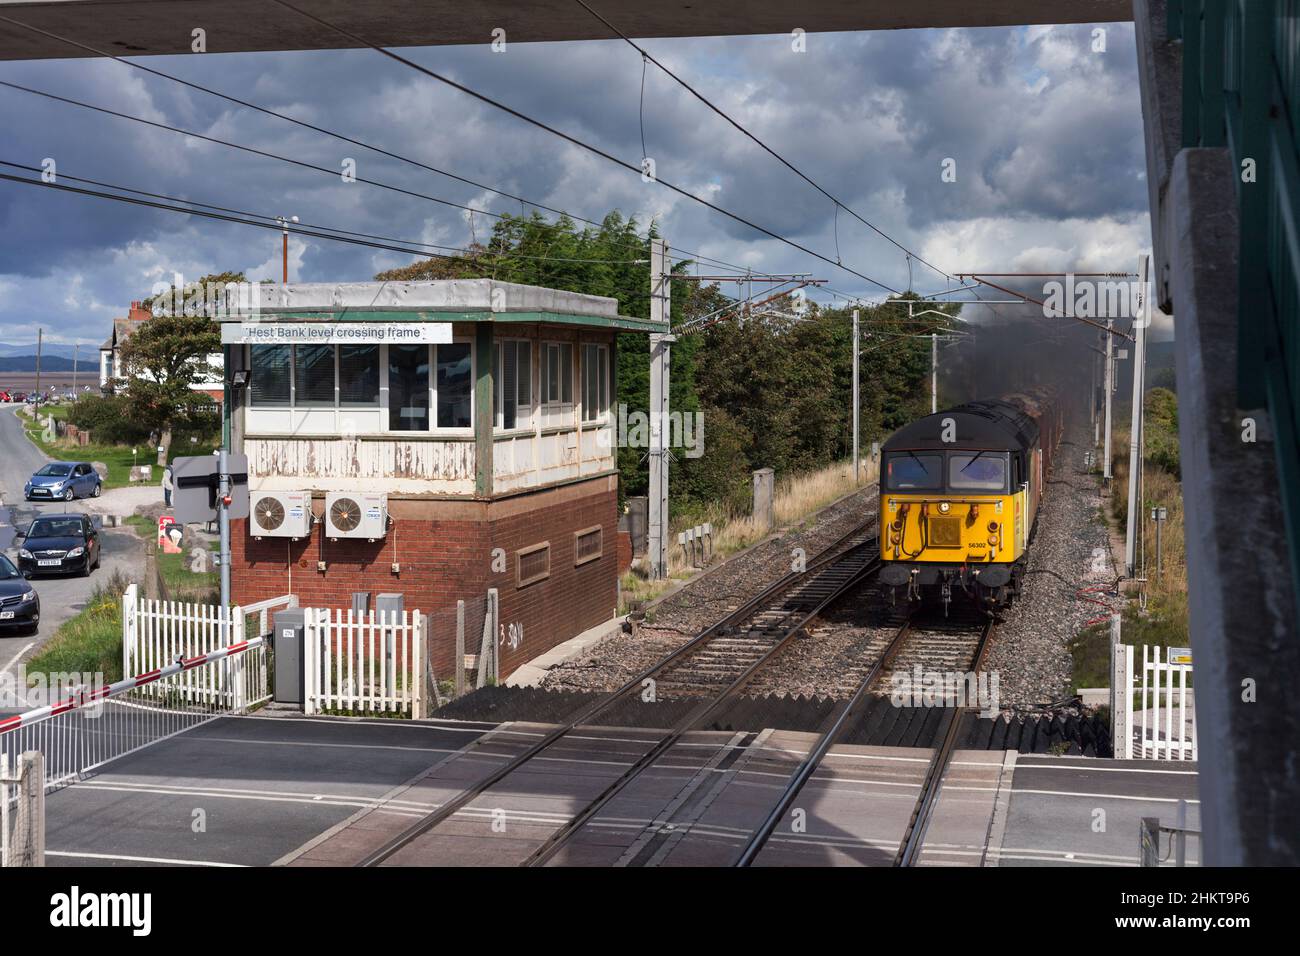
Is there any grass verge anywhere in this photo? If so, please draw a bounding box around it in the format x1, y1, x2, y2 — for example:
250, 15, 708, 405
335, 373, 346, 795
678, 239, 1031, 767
619, 458, 871, 613
20, 405, 148, 490
25, 570, 132, 683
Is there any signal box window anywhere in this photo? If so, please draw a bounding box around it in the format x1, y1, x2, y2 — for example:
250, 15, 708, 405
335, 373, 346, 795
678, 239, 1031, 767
885, 453, 942, 490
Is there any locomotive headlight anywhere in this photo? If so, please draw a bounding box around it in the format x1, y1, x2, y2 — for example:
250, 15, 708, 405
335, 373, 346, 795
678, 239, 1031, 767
938, 501, 950, 514
988, 521, 999, 532
988, 534, 999, 546
891, 519, 903, 531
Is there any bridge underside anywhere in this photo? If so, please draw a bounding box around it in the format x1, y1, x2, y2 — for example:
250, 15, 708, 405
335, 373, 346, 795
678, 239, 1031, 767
0, 0, 1132, 61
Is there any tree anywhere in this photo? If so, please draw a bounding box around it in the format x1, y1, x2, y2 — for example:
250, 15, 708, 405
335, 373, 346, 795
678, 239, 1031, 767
119, 272, 233, 463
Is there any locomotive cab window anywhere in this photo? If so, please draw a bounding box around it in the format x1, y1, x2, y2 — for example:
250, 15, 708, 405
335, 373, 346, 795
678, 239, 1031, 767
885, 453, 942, 490
948, 452, 1009, 492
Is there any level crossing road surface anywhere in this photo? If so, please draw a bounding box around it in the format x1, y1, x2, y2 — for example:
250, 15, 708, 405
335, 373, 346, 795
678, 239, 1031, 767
25, 714, 1200, 868
35, 714, 498, 867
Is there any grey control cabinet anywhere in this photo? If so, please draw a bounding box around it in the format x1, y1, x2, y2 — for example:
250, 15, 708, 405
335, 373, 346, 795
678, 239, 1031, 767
273, 608, 306, 705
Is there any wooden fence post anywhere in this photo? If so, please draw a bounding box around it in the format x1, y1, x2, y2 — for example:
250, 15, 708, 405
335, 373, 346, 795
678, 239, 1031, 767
455, 600, 466, 698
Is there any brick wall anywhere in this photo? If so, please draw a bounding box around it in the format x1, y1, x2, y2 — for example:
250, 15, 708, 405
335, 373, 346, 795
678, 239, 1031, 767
231, 476, 619, 679
617, 529, 632, 574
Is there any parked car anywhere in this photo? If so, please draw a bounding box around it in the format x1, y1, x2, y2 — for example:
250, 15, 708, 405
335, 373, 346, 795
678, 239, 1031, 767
15, 514, 101, 578
0, 390, 11, 403
0, 554, 39, 632
24, 461, 101, 501
11, 391, 26, 403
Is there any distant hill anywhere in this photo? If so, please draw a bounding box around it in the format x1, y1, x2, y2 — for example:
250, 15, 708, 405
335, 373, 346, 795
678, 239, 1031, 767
0, 355, 80, 372
0, 343, 86, 361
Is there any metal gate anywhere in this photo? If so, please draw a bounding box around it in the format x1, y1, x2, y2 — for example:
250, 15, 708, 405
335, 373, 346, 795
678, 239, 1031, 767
1112, 643, 1198, 760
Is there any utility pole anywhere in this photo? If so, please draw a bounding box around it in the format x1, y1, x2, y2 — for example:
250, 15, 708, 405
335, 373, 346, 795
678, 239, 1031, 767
1125, 254, 1150, 577
931, 331, 938, 414
1103, 315, 1114, 480
278, 215, 298, 283
218, 445, 231, 612
72, 343, 78, 396
648, 238, 672, 579
34, 328, 42, 400
852, 308, 860, 483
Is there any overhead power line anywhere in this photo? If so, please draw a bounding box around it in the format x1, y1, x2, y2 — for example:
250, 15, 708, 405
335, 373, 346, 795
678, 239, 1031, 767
0, 12, 613, 233
0, 164, 699, 305
0, 159, 651, 266
267, 0, 901, 295
572, 0, 954, 286
0, 169, 466, 261
0, 14, 785, 284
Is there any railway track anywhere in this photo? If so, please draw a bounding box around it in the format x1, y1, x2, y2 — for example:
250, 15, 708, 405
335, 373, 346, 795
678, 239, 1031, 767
731, 612, 996, 867
357, 519, 880, 867
894, 615, 995, 867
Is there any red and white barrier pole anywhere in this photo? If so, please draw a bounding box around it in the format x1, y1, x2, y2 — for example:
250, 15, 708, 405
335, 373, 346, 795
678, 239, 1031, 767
0, 635, 265, 736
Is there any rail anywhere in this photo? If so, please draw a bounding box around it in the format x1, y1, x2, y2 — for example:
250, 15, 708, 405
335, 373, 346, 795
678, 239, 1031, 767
732, 612, 920, 866
357, 519, 879, 867
895, 616, 996, 867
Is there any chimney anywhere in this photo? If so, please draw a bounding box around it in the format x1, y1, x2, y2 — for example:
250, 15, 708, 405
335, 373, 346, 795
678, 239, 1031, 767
128, 300, 151, 322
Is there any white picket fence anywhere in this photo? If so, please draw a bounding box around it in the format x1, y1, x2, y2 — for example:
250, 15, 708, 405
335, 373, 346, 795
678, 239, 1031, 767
1112, 643, 1197, 760
122, 583, 277, 710
303, 607, 427, 718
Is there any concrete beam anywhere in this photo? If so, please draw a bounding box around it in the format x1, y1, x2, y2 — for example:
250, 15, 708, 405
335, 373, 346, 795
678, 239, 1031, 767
1170, 147, 1300, 866
0, 0, 1132, 62
1133, 0, 1182, 313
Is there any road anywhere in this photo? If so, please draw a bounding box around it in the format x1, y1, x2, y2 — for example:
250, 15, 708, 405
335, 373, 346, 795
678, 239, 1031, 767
0, 404, 147, 678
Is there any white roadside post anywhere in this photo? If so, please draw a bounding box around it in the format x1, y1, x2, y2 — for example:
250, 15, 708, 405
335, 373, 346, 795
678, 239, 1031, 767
1110, 613, 1130, 759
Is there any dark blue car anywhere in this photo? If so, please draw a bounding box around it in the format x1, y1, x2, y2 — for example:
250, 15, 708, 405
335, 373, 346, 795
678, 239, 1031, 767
0, 554, 39, 633
24, 461, 100, 501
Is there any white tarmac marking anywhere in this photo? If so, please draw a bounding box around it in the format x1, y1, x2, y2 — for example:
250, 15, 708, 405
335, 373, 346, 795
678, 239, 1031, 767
1012, 787, 1200, 803
46, 850, 246, 867
1014, 763, 1197, 775
1, 641, 34, 674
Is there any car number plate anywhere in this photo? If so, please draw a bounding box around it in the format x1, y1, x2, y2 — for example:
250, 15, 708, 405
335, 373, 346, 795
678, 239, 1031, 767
37, 559, 61, 566
0, 611, 14, 619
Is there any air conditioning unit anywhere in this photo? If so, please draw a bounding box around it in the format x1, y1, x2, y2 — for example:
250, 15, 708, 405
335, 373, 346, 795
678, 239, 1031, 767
250, 491, 313, 540
325, 492, 388, 541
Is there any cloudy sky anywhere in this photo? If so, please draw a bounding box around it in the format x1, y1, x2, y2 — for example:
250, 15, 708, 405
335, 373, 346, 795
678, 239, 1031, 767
0, 21, 1151, 347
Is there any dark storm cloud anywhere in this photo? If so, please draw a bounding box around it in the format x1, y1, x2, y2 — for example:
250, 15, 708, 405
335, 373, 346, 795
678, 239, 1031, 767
0, 22, 1148, 344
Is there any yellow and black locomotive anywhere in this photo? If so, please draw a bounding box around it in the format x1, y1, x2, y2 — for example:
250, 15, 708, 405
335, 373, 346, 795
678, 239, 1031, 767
878, 391, 1062, 610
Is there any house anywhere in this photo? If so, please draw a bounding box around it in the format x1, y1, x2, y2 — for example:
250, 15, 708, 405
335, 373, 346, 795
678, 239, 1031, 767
219, 279, 661, 679
98, 299, 224, 401
98, 300, 151, 392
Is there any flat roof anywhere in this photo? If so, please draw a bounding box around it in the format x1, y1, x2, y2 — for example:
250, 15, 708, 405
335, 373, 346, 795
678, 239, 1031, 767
215, 279, 663, 333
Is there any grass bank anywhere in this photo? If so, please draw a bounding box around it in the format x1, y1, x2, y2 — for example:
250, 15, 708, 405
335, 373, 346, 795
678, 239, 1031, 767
21, 404, 149, 490
20, 402, 219, 490
619, 458, 871, 612
1069, 393, 1189, 690
25, 571, 131, 684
